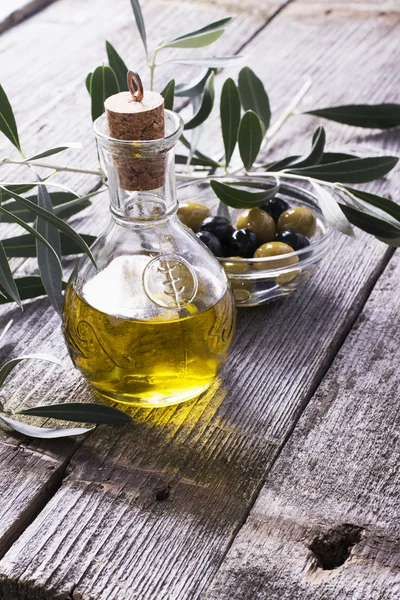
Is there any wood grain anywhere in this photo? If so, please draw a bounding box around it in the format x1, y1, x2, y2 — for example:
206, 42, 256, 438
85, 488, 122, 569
0, 430, 81, 559
0, 1, 398, 599
206, 250, 400, 600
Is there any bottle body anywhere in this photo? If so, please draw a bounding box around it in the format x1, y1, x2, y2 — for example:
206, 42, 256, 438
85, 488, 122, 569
62, 111, 236, 407
62, 218, 235, 407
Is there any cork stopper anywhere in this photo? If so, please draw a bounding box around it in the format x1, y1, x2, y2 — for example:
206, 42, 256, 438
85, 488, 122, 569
104, 71, 165, 191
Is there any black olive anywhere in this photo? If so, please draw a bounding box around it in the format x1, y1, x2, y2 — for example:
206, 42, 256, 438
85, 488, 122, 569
198, 216, 234, 243
196, 231, 223, 257
224, 229, 259, 258
260, 196, 290, 222
276, 230, 310, 251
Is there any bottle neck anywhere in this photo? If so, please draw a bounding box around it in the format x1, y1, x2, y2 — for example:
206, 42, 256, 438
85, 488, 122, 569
106, 145, 178, 222
93, 111, 183, 224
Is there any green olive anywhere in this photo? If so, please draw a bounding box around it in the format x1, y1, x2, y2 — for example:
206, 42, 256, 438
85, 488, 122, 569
224, 257, 254, 298
254, 242, 299, 269
224, 258, 250, 275
236, 208, 276, 243
231, 285, 252, 303
177, 202, 211, 231
254, 241, 299, 284
277, 206, 316, 237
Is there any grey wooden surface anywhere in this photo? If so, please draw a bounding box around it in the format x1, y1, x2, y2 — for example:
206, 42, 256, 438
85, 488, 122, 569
0, 0, 399, 598
207, 252, 400, 600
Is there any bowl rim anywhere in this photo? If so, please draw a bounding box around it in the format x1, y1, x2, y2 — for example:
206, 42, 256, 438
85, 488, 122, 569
177, 176, 333, 271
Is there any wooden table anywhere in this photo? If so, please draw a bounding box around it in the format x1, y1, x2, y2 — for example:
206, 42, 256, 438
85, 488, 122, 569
0, 0, 399, 598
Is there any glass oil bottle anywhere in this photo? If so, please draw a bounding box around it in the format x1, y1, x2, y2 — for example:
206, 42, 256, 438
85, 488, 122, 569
62, 73, 236, 407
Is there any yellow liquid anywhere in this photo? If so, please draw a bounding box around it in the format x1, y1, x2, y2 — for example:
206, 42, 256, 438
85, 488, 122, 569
63, 284, 235, 407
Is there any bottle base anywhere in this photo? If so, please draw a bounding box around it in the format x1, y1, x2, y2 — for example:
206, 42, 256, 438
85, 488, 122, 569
91, 381, 213, 408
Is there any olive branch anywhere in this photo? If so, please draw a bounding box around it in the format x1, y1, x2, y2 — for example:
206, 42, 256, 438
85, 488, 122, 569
0, 0, 399, 314
0, 320, 132, 438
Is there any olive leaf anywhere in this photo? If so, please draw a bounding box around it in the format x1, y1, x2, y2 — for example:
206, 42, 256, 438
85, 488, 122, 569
320, 152, 359, 164
175, 154, 213, 168
210, 179, 279, 208
264, 155, 301, 171
238, 67, 271, 132
305, 104, 400, 129
161, 17, 233, 49
310, 181, 354, 237
0, 319, 13, 345
35, 178, 63, 315
90, 65, 119, 122
339, 204, 400, 246
238, 110, 263, 171
0, 192, 91, 223
49, 192, 95, 220
288, 156, 399, 184
0, 415, 93, 439
220, 78, 241, 167
343, 187, 400, 222
0, 240, 21, 307
179, 135, 220, 168
0, 354, 63, 387
20, 402, 132, 424
2, 232, 96, 258
217, 201, 231, 220
186, 97, 203, 165
20, 143, 83, 162
106, 41, 129, 92
0, 84, 21, 153
85, 72, 92, 94
339, 189, 400, 231
0, 276, 66, 305
175, 69, 214, 97
129, 0, 148, 55
288, 126, 326, 168
165, 56, 246, 68
265, 151, 359, 171
0, 204, 62, 269
0, 183, 38, 202
160, 79, 175, 111
184, 72, 215, 130
0, 179, 77, 197
0, 187, 96, 267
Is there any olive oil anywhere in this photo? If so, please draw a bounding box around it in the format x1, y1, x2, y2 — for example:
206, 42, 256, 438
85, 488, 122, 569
63, 261, 235, 407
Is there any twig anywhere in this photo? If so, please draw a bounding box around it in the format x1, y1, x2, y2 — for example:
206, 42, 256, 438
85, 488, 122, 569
1, 158, 102, 177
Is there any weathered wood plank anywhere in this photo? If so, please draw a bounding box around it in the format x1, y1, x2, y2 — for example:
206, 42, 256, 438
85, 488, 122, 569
0, 300, 101, 559
0, 0, 268, 570
0, 430, 81, 559
206, 251, 400, 600
0, 2, 398, 600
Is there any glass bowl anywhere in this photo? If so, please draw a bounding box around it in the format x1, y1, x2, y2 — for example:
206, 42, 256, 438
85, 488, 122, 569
177, 177, 332, 307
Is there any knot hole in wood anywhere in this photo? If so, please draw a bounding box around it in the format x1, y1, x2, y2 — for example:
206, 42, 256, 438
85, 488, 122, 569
308, 524, 364, 570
